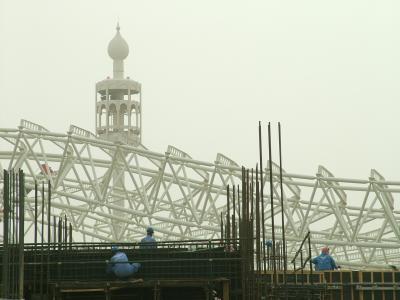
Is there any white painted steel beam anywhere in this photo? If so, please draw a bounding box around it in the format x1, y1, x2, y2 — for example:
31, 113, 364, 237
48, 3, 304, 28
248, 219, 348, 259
1, 123, 400, 269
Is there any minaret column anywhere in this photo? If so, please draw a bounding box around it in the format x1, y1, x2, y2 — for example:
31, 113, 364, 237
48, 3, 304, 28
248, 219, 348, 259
94, 24, 144, 240
113, 60, 124, 79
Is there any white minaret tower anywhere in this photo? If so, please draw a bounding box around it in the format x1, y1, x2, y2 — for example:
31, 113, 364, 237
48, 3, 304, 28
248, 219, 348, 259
95, 24, 142, 240
95, 24, 142, 146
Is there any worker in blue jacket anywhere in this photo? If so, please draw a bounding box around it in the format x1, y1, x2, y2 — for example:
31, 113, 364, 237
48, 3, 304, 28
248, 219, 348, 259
140, 227, 157, 249
107, 246, 141, 279
312, 247, 338, 271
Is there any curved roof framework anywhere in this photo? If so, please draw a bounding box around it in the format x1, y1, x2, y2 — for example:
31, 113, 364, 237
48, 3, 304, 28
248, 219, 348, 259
1, 119, 400, 269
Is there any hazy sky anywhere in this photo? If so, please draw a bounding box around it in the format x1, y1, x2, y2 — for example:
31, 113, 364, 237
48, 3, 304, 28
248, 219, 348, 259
1, 0, 399, 180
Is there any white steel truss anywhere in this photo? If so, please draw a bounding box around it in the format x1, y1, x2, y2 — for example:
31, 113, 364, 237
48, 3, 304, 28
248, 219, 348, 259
1, 119, 400, 270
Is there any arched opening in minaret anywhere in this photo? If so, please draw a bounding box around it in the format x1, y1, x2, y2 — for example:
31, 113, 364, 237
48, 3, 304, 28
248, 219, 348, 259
99, 105, 107, 129
120, 104, 128, 130
130, 106, 137, 127
108, 104, 117, 131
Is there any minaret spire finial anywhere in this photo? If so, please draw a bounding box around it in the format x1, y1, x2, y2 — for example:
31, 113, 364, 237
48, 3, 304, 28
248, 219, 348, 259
107, 22, 129, 79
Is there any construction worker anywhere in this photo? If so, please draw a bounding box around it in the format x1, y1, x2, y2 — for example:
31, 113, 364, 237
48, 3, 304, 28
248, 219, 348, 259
312, 247, 338, 271
265, 240, 273, 248
107, 245, 141, 279
139, 226, 157, 249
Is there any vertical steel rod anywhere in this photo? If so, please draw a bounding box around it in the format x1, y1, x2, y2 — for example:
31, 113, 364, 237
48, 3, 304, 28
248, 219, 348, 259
255, 166, 261, 274
64, 214, 67, 248
48, 180, 51, 244
18, 169, 25, 299
232, 185, 236, 246
11, 170, 16, 298
308, 232, 313, 286
220, 212, 224, 244
226, 185, 231, 246
2, 170, 10, 298
278, 122, 287, 283
15, 171, 19, 298
255, 178, 260, 300
40, 181, 44, 298
47, 180, 51, 295
58, 217, 62, 250
300, 250, 304, 285
241, 167, 246, 300
268, 122, 277, 286
53, 215, 57, 250
237, 185, 241, 222
258, 122, 267, 275
34, 180, 38, 293
69, 222, 73, 249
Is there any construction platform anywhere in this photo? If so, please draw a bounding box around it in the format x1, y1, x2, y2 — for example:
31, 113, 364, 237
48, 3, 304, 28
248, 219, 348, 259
49, 278, 230, 300
2, 241, 400, 299
1, 240, 241, 299
264, 270, 400, 300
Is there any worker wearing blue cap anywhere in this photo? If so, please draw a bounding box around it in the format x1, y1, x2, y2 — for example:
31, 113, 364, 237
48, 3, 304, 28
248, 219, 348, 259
107, 246, 141, 279
139, 226, 157, 249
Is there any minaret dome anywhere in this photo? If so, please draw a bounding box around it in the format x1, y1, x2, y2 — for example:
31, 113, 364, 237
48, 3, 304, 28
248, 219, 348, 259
108, 23, 129, 60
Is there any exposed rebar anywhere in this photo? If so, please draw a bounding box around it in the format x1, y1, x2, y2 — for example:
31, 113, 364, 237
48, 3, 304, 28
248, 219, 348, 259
268, 122, 277, 285
278, 122, 287, 283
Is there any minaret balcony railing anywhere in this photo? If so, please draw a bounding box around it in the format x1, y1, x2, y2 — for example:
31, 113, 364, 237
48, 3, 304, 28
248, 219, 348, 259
96, 99, 140, 106
97, 125, 140, 133
96, 101, 141, 113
